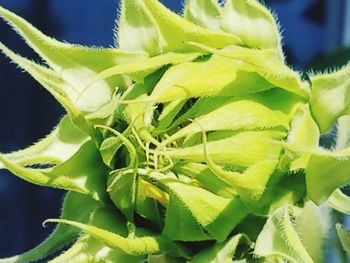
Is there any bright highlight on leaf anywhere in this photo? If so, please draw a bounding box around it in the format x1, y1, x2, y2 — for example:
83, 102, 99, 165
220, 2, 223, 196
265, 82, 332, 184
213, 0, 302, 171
0, 0, 349, 262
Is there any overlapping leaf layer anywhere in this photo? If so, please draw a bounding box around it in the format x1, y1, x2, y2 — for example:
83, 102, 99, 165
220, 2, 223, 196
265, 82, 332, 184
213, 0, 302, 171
0, 0, 350, 262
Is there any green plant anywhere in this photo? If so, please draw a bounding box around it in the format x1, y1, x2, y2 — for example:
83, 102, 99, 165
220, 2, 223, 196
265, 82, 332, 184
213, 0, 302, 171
1, 0, 350, 262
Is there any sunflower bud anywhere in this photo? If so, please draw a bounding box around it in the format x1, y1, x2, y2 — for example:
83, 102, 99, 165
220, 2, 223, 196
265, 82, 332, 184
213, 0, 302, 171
1, 1, 350, 262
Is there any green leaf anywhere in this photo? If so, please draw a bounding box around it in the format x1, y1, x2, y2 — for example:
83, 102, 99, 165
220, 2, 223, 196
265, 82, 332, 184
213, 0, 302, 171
108, 172, 137, 221
164, 89, 301, 138
164, 131, 284, 167
0, 6, 148, 111
0, 141, 107, 201
173, 162, 237, 198
117, 0, 163, 55
286, 104, 319, 152
212, 161, 277, 202
0, 6, 146, 73
0, 116, 88, 169
0, 43, 78, 115
254, 205, 319, 263
221, 0, 282, 56
160, 179, 248, 241
240, 170, 306, 216
47, 141, 108, 200
148, 253, 187, 263
187, 43, 309, 98
197, 128, 280, 209
117, 0, 242, 55
147, 54, 274, 103
305, 70, 350, 202
0, 192, 101, 263
98, 119, 135, 169
0, 43, 114, 128
95, 52, 201, 83
309, 65, 350, 132
284, 104, 319, 171
305, 146, 350, 204
44, 219, 190, 258
135, 179, 163, 225
183, 0, 221, 31
84, 92, 121, 121
191, 234, 249, 263
165, 96, 232, 132
336, 115, 350, 150
99, 136, 123, 168
294, 202, 329, 263
48, 204, 143, 262
118, 82, 155, 133
336, 224, 350, 255
163, 192, 211, 241
97, 126, 138, 170
218, 46, 310, 99
144, 46, 309, 103
161, 98, 290, 145
155, 99, 186, 133
327, 189, 350, 214
49, 235, 145, 263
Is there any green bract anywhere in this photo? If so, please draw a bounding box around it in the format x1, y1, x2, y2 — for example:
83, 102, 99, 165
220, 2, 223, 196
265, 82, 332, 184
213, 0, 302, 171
1, 1, 350, 262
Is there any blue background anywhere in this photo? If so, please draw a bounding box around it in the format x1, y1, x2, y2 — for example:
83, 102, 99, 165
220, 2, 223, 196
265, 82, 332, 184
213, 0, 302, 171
0, 0, 349, 259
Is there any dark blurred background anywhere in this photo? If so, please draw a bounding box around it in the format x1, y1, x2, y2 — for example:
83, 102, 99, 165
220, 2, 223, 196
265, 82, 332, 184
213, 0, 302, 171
0, 0, 349, 259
